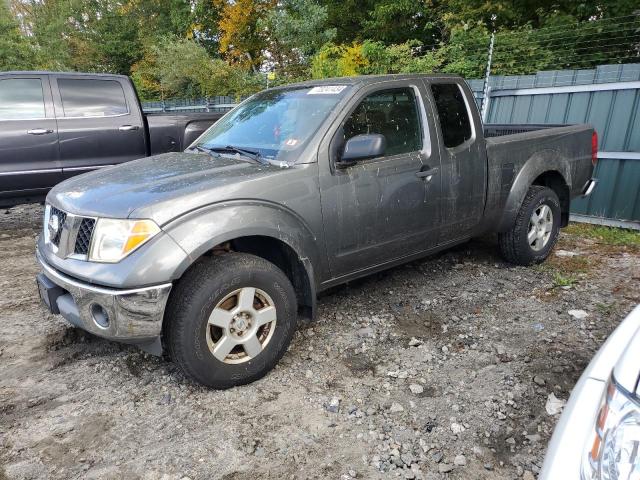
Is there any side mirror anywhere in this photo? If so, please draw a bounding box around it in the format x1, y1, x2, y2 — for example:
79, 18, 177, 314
337, 134, 386, 167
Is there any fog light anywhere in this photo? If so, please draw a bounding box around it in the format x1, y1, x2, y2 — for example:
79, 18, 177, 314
91, 303, 110, 329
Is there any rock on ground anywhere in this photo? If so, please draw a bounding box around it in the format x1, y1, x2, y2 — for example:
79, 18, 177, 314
1, 204, 638, 479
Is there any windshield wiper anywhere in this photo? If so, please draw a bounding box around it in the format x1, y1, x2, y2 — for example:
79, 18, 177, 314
209, 145, 268, 165
190, 145, 222, 158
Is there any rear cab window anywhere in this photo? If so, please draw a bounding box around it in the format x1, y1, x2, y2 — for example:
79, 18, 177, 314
430, 83, 472, 148
0, 78, 46, 120
57, 79, 128, 117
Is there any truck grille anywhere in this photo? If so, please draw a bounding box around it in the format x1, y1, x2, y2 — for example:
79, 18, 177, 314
46, 205, 96, 259
74, 218, 96, 255
49, 206, 67, 246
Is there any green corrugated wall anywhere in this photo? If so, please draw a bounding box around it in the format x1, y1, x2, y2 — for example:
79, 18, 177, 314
468, 64, 640, 225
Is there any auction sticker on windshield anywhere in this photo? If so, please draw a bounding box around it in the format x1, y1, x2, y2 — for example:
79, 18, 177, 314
308, 86, 347, 95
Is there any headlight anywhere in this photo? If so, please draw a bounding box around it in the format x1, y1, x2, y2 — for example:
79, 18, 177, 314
89, 218, 160, 263
582, 376, 640, 480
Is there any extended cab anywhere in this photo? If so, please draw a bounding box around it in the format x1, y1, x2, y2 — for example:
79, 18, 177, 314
35, 74, 598, 388
0, 71, 223, 207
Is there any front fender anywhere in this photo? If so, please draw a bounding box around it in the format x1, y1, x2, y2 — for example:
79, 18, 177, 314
497, 150, 571, 232
163, 200, 325, 285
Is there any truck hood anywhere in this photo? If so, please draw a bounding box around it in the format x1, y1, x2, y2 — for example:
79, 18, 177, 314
48, 152, 290, 225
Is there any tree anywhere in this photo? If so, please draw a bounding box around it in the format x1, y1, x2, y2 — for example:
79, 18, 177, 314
217, 0, 275, 70
190, 0, 224, 55
81, 2, 144, 74
311, 39, 442, 78
132, 36, 263, 100
362, 0, 443, 45
320, 0, 378, 44
311, 42, 368, 78
0, 1, 36, 70
16, 0, 82, 70
260, 0, 335, 78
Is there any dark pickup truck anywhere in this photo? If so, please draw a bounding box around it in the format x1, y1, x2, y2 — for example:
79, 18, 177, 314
36, 74, 598, 388
0, 71, 223, 206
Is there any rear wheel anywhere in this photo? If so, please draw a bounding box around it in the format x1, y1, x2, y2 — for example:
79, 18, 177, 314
498, 186, 561, 265
164, 253, 298, 388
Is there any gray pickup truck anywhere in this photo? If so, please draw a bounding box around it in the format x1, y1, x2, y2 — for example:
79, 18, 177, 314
35, 74, 598, 388
0, 71, 222, 207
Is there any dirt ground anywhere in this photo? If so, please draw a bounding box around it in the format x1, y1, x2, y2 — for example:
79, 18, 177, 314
1, 203, 639, 480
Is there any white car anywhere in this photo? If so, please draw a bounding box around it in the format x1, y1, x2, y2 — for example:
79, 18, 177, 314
540, 305, 640, 479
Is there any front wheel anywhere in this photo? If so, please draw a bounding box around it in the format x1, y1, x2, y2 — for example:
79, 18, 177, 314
498, 185, 561, 266
164, 253, 298, 388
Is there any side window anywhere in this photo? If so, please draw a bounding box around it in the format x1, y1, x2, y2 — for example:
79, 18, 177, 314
430, 83, 472, 148
0, 79, 45, 120
58, 79, 128, 117
343, 88, 422, 156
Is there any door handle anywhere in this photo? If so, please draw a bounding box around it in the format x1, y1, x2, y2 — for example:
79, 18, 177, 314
119, 125, 140, 131
27, 128, 54, 135
416, 166, 439, 181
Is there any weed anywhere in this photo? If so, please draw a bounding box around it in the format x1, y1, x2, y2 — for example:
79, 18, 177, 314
596, 302, 613, 315
552, 272, 577, 288
564, 223, 640, 248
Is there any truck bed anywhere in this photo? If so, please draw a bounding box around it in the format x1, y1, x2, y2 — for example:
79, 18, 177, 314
146, 112, 225, 155
482, 123, 595, 230
483, 123, 568, 138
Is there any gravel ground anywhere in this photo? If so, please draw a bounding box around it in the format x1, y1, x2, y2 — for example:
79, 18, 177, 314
1, 203, 639, 480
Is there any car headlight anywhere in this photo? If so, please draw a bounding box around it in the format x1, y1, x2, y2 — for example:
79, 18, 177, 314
89, 218, 160, 263
582, 376, 640, 480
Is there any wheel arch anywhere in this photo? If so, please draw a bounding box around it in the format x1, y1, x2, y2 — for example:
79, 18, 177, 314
497, 150, 571, 232
226, 235, 316, 322
165, 202, 320, 322
531, 170, 570, 227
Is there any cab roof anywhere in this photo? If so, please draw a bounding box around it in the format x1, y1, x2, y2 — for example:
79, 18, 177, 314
283, 73, 463, 89
1, 71, 129, 80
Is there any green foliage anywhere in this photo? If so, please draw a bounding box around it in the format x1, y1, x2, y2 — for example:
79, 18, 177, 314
0, 1, 37, 70
311, 42, 367, 78
362, 0, 441, 45
23, 0, 79, 71
438, 27, 491, 78
191, 0, 224, 54
311, 39, 451, 78
261, 0, 335, 58
3, 0, 640, 99
132, 37, 263, 100
564, 223, 640, 248
321, 0, 378, 44
552, 272, 577, 288
217, 0, 275, 70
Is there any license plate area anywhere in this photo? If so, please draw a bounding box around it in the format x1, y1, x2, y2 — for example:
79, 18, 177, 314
36, 273, 65, 315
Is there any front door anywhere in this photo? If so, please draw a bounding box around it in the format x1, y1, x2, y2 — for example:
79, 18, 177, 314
319, 83, 442, 278
51, 75, 147, 178
0, 74, 61, 199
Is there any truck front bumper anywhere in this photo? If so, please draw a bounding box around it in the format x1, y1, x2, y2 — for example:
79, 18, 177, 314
36, 247, 172, 355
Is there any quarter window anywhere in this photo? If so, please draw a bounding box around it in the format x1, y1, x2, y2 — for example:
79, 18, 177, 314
0, 79, 46, 120
430, 83, 472, 148
343, 88, 422, 156
58, 79, 128, 117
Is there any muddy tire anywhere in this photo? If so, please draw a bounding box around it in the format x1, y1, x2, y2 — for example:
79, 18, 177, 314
164, 253, 297, 388
498, 186, 561, 266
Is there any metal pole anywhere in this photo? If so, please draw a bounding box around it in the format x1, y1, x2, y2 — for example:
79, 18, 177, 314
480, 32, 495, 122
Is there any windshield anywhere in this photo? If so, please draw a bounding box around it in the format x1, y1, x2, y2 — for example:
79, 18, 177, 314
193, 85, 350, 163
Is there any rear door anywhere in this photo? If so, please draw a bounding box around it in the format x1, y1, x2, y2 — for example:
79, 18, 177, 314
319, 82, 442, 277
425, 80, 487, 243
51, 75, 146, 177
0, 74, 61, 198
